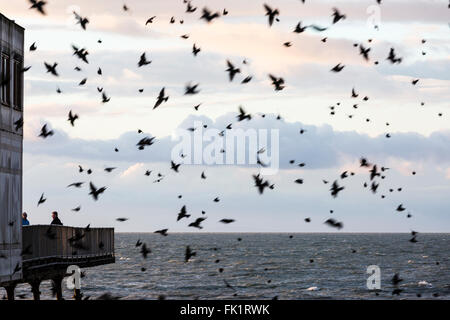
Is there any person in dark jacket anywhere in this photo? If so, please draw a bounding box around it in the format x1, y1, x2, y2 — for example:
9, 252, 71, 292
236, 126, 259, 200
51, 211, 63, 225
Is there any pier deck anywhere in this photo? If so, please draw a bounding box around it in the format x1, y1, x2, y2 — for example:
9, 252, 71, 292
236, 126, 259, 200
1, 225, 115, 300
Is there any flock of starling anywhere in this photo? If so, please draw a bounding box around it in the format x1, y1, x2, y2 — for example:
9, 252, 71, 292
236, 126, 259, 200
1, 0, 445, 299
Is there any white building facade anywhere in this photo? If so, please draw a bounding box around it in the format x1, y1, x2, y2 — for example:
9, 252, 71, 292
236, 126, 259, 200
0, 13, 24, 285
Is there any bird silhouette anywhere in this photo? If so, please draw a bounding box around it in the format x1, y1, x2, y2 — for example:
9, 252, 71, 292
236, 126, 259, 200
369, 165, 381, 180
140, 243, 151, 259
185, 83, 200, 95
102, 92, 111, 103
38, 124, 54, 138
137, 136, 155, 150
37, 193, 46, 206
154, 87, 169, 109
29, 0, 46, 15
189, 217, 207, 229
359, 44, 371, 61
138, 53, 151, 67
72, 45, 89, 63
387, 48, 402, 64
186, 1, 197, 13
226, 60, 241, 81
192, 44, 201, 56
237, 106, 251, 121
324, 218, 343, 230
330, 180, 344, 198
268, 74, 285, 91
154, 229, 168, 236
360, 157, 370, 167
331, 8, 346, 24
220, 219, 235, 224
264, 4, 280, 27
145, 16, 156, 25
253, 174, 272, 194
78, 78, 87, 86
44, 62, 59, 76
73, 11, 89, 30
89, 182, 107, 201
331, 63, 345, 72
171, 161, 181, 172
14, 117, 23, 131
177, 205, 190, 221
45, 226, 57, 240
241, 76, 252, 84
370, 182, 379, 194
185, 246, 196, 262
293, 21, 307, 33
67, 182, 84, 188
392, 273, 403, 285
68, 110, 79, 126
200, 7, 221, 23
12, 262, 21, 275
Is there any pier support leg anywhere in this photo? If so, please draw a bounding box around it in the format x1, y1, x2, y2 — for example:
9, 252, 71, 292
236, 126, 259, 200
51, 276, 64, 300
5, 284, 16, 301
29, 280, 41, 300
74, 288, 82, 300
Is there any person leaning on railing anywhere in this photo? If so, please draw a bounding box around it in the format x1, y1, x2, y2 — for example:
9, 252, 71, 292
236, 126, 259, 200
51, 211, 63, 226
22, 212, 30, 226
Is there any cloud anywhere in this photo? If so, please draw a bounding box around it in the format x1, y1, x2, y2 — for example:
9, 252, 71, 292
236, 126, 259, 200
122, 68, 142, 80
24, 113, 450, 170
120, 162, 145, 178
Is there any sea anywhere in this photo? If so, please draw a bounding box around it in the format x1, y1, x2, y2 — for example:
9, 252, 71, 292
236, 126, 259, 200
7, 233, 450, 300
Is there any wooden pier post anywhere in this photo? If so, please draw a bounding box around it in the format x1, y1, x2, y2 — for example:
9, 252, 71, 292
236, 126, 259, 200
4, 284, 16, 301
29, 280, 41, 300
74, 288, 82, 300
51, 276, 64, 300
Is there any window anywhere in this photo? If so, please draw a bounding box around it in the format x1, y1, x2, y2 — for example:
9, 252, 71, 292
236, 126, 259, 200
13, 59, 23, 110
1, 54, 11, 105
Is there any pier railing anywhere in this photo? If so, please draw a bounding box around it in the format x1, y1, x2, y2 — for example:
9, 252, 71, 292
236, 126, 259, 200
22, 225, 115, 273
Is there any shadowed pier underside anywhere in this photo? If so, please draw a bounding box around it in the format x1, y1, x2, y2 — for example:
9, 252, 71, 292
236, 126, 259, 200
1, 225, 115, 300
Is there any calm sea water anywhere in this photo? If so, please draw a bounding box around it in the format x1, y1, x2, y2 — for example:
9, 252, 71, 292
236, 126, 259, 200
8, 233, 450, 300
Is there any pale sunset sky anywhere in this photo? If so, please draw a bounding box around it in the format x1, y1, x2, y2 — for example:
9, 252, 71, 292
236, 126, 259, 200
1, 0, 449, 232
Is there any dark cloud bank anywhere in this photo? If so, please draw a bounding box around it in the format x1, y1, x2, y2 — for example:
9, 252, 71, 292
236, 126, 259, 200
25, 113, 450, 169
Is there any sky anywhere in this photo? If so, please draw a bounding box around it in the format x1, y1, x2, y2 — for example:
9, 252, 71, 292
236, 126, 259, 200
1, 0, 449, 232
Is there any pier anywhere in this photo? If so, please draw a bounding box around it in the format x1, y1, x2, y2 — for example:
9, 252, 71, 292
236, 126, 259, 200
2, 225, 115, 300
1, 13, 115, 300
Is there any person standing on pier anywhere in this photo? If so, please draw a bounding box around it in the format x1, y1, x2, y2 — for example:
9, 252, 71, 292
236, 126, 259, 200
22, 212, 30, 226
51, 211, 63, 226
